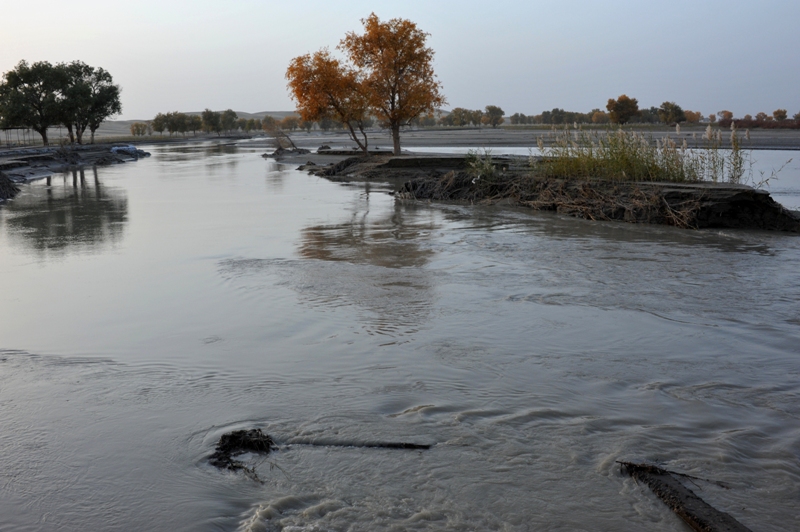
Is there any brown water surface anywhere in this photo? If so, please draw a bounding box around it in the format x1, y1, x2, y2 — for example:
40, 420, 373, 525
0, 141, 798, 531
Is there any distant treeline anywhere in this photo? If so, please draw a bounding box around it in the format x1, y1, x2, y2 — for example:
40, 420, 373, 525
130, 110, 384, 137
508, 106, 706, 126
130, 102, 800, 138
132, 106, 509, 137
507, 98, 800, 128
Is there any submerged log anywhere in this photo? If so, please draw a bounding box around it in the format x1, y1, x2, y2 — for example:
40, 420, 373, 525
620, 462, 752, 532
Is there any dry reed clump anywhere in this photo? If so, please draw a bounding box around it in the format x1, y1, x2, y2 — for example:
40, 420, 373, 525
535, 125, 762, 185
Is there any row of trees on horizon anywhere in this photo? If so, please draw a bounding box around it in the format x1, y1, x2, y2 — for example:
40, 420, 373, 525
131, 105, 510, 137
134, 99, 800, 138
508, 95, 800, 129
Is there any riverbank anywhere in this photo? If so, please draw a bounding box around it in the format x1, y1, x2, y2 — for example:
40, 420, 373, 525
302, 154, 800, 232
0, 144, 150, 199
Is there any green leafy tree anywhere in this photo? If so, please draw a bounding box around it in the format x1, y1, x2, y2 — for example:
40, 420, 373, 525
606, 94, 639, 124
59, 61, 93, 143
483, 105, 505, 128
188, 114, 202, 135
0, 60, 66, 145
657, 101, 686, 124
220, 109, 238, 132
152, 113, 167, 135
165, 111, 188, 136
509, 112, 528, 125
202, 109, 222, 135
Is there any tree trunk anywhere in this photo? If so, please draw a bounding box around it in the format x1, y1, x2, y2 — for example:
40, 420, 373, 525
66, 125, 75, 144
346, 122, 368, 154
37, 128, 49, 146
392, 123, 401, 155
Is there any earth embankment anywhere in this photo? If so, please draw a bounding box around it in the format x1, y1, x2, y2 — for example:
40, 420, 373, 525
304, 154, 800, 232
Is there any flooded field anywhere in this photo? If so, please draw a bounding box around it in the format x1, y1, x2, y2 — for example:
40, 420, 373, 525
1, 141, 798, 531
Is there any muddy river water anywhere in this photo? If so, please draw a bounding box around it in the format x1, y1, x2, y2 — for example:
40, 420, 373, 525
0, 141, 799, 531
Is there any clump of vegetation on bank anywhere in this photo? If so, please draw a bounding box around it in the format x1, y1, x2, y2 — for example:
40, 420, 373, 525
533, 125, 784, 186
390, 125, 797, 231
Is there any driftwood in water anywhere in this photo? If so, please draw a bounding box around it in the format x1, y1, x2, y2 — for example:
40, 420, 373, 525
284, 438, 430, 450
619, 461, 752, 532
209, 428, 431, 481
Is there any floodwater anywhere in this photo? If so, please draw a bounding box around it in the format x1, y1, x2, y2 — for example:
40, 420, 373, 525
0, 141, 798, 531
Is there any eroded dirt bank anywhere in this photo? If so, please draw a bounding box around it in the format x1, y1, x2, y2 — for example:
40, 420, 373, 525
303, 154, 800, 232
0, 144, 150, 200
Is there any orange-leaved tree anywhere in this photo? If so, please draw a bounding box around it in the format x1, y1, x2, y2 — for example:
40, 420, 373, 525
286, 49, 370, 153
340, 13, 446, 155
606, 94, 639, 124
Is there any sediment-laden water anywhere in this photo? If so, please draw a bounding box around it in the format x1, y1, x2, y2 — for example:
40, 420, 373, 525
0, 141, 798, 531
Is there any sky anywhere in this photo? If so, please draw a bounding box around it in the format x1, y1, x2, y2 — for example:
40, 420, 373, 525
1, 0, 798, 120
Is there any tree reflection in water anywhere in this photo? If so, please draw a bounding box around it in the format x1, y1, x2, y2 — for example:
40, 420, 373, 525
2, 167, 128, 256
299, 194, 434, 268
295, 192, 438, 336
221, 191, 439, 339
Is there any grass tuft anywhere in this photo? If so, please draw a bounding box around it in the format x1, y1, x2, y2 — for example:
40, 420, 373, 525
534, 125, 762, 184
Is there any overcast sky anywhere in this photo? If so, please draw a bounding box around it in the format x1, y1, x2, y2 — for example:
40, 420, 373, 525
2, 0, 797, 120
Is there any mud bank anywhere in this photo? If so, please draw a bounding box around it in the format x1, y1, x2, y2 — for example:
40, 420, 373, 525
308, 155, 800, 232
0, 144, 150, 199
